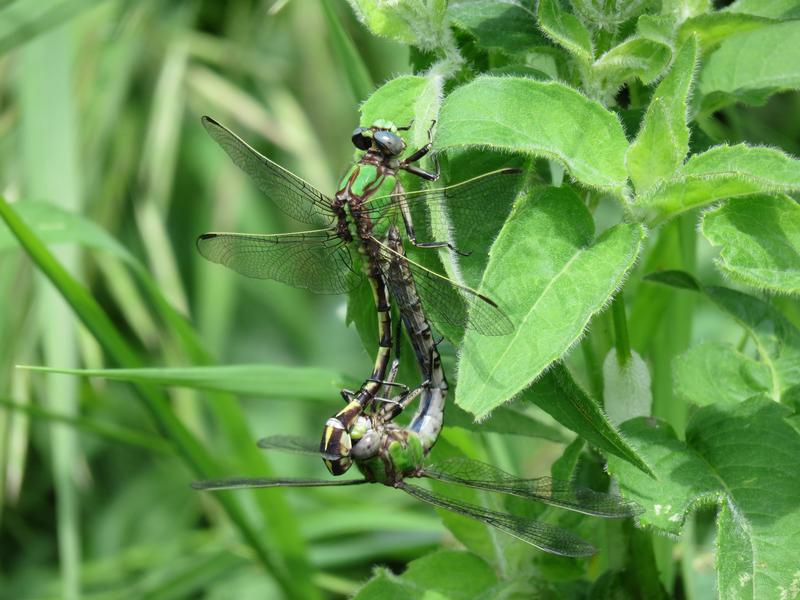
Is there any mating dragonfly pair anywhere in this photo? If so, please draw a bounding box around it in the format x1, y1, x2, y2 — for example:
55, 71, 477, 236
193, 116, 641, 556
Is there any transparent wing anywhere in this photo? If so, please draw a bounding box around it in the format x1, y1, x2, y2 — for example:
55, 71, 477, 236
192, 477, 367, 491
376, 238, 513, 336
196, 229, 361, 294
257, 435, 322, 457
364, 168, 523, 236
422, 458, 643, 518
398, 482, 595, 557
202, 116, 335, 226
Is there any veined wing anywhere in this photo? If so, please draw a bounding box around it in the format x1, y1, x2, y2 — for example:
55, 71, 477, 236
257, 435, 322, 457
422, 458, 643, 518
197, 229, 361, 294
192, 477, 367, 491
363, 168, 524, 234
202, 116, 335, 226
375, 238, 513, 336
398, 482, 595, 557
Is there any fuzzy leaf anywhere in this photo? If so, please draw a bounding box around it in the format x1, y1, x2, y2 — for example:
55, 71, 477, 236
592, 35, 672, 86
354, 550, 497, 599
522, 364, 654, 475
701, 194, 800, 295
678, 12, 775, 53
673, 342, 772, 406
726, 0, 800, 19
627, 37, 697, 194
607, 398, 800, 600
359, 75, 439, 136
647, 273, 800, 397
347, 0, 447, 48
638, 144, 800, 223
448, 0, 545, 54
436, 77, 630, 193
699, 20, 800, 109
537, 0, 593, 62
456, 186, 646, 420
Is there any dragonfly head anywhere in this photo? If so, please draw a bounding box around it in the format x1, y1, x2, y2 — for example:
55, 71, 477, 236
320, 418, 353, 475
352, 121, 406, 157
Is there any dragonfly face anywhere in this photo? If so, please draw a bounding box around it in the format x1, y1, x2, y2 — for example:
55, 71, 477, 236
351, 122, 406, 157
320, 417, 353, 475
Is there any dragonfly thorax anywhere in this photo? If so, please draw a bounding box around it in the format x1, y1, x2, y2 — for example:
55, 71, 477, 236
354, 425, 425, 485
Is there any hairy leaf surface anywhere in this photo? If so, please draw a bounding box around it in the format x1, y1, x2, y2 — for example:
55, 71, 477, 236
456, 186, 645, 419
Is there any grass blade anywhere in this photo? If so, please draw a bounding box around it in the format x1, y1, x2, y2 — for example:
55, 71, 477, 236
0, 195, 305, 599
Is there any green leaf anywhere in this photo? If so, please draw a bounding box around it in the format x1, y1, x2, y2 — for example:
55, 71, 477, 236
19, 364, 348, 403
346, 0, 448, 49
607, 398, 800, 600
457, 186, 645, 420
701, 194, 800, 295
360, 75, 439, 134
637, 144, 800, 223
626, 37, 697, 195
522, 364, 654, 475
354, 550, 497, 599
699, 20, 800, 110
592, 34, 672, 86
644, 268, 701, 291
726, 0, 800, 19
673, 342, 772, 406
446, 402, 568, 443
0, 201, 134, 262
537, 0, 593, 62
400, 550, 498, 598
436, 77, 630, 194
353, 568, 411, 600
704, 286, 800, 396
603, 350, 653, 425
647, 272, 800, 398
678, 12, 775, 53
447, 0, 545, 55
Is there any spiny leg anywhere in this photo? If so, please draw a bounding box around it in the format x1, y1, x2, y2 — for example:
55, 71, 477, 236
397, 123, 471, 256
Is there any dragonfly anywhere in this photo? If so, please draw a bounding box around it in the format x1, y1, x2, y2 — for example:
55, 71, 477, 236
192, 431, 643, 557
196, 116, 519, 338
197, 116, 519, 474
193, 226, 643, 556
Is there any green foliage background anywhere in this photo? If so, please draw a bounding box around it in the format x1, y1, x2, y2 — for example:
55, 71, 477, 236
1, 0, 800, 599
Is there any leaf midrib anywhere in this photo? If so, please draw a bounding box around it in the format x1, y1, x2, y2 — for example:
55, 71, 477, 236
469, 247, 584, 409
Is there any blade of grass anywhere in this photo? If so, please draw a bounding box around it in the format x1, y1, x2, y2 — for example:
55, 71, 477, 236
20, 26, 82, 600
0, 0, 103, 54
0, 195, 305, 600
320, 0, 374, 102
0, 397, 174, 454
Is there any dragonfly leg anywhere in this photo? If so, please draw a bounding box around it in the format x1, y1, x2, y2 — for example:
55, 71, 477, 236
340, 389, 357, 403
366, 359, 411, 398
379, 379, 431, 422
401, 120, 439, 179
397, 192, 470, 256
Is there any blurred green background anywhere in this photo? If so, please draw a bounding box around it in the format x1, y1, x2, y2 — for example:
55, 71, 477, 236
0, 1, 452, 598
3, 1, 800, 599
